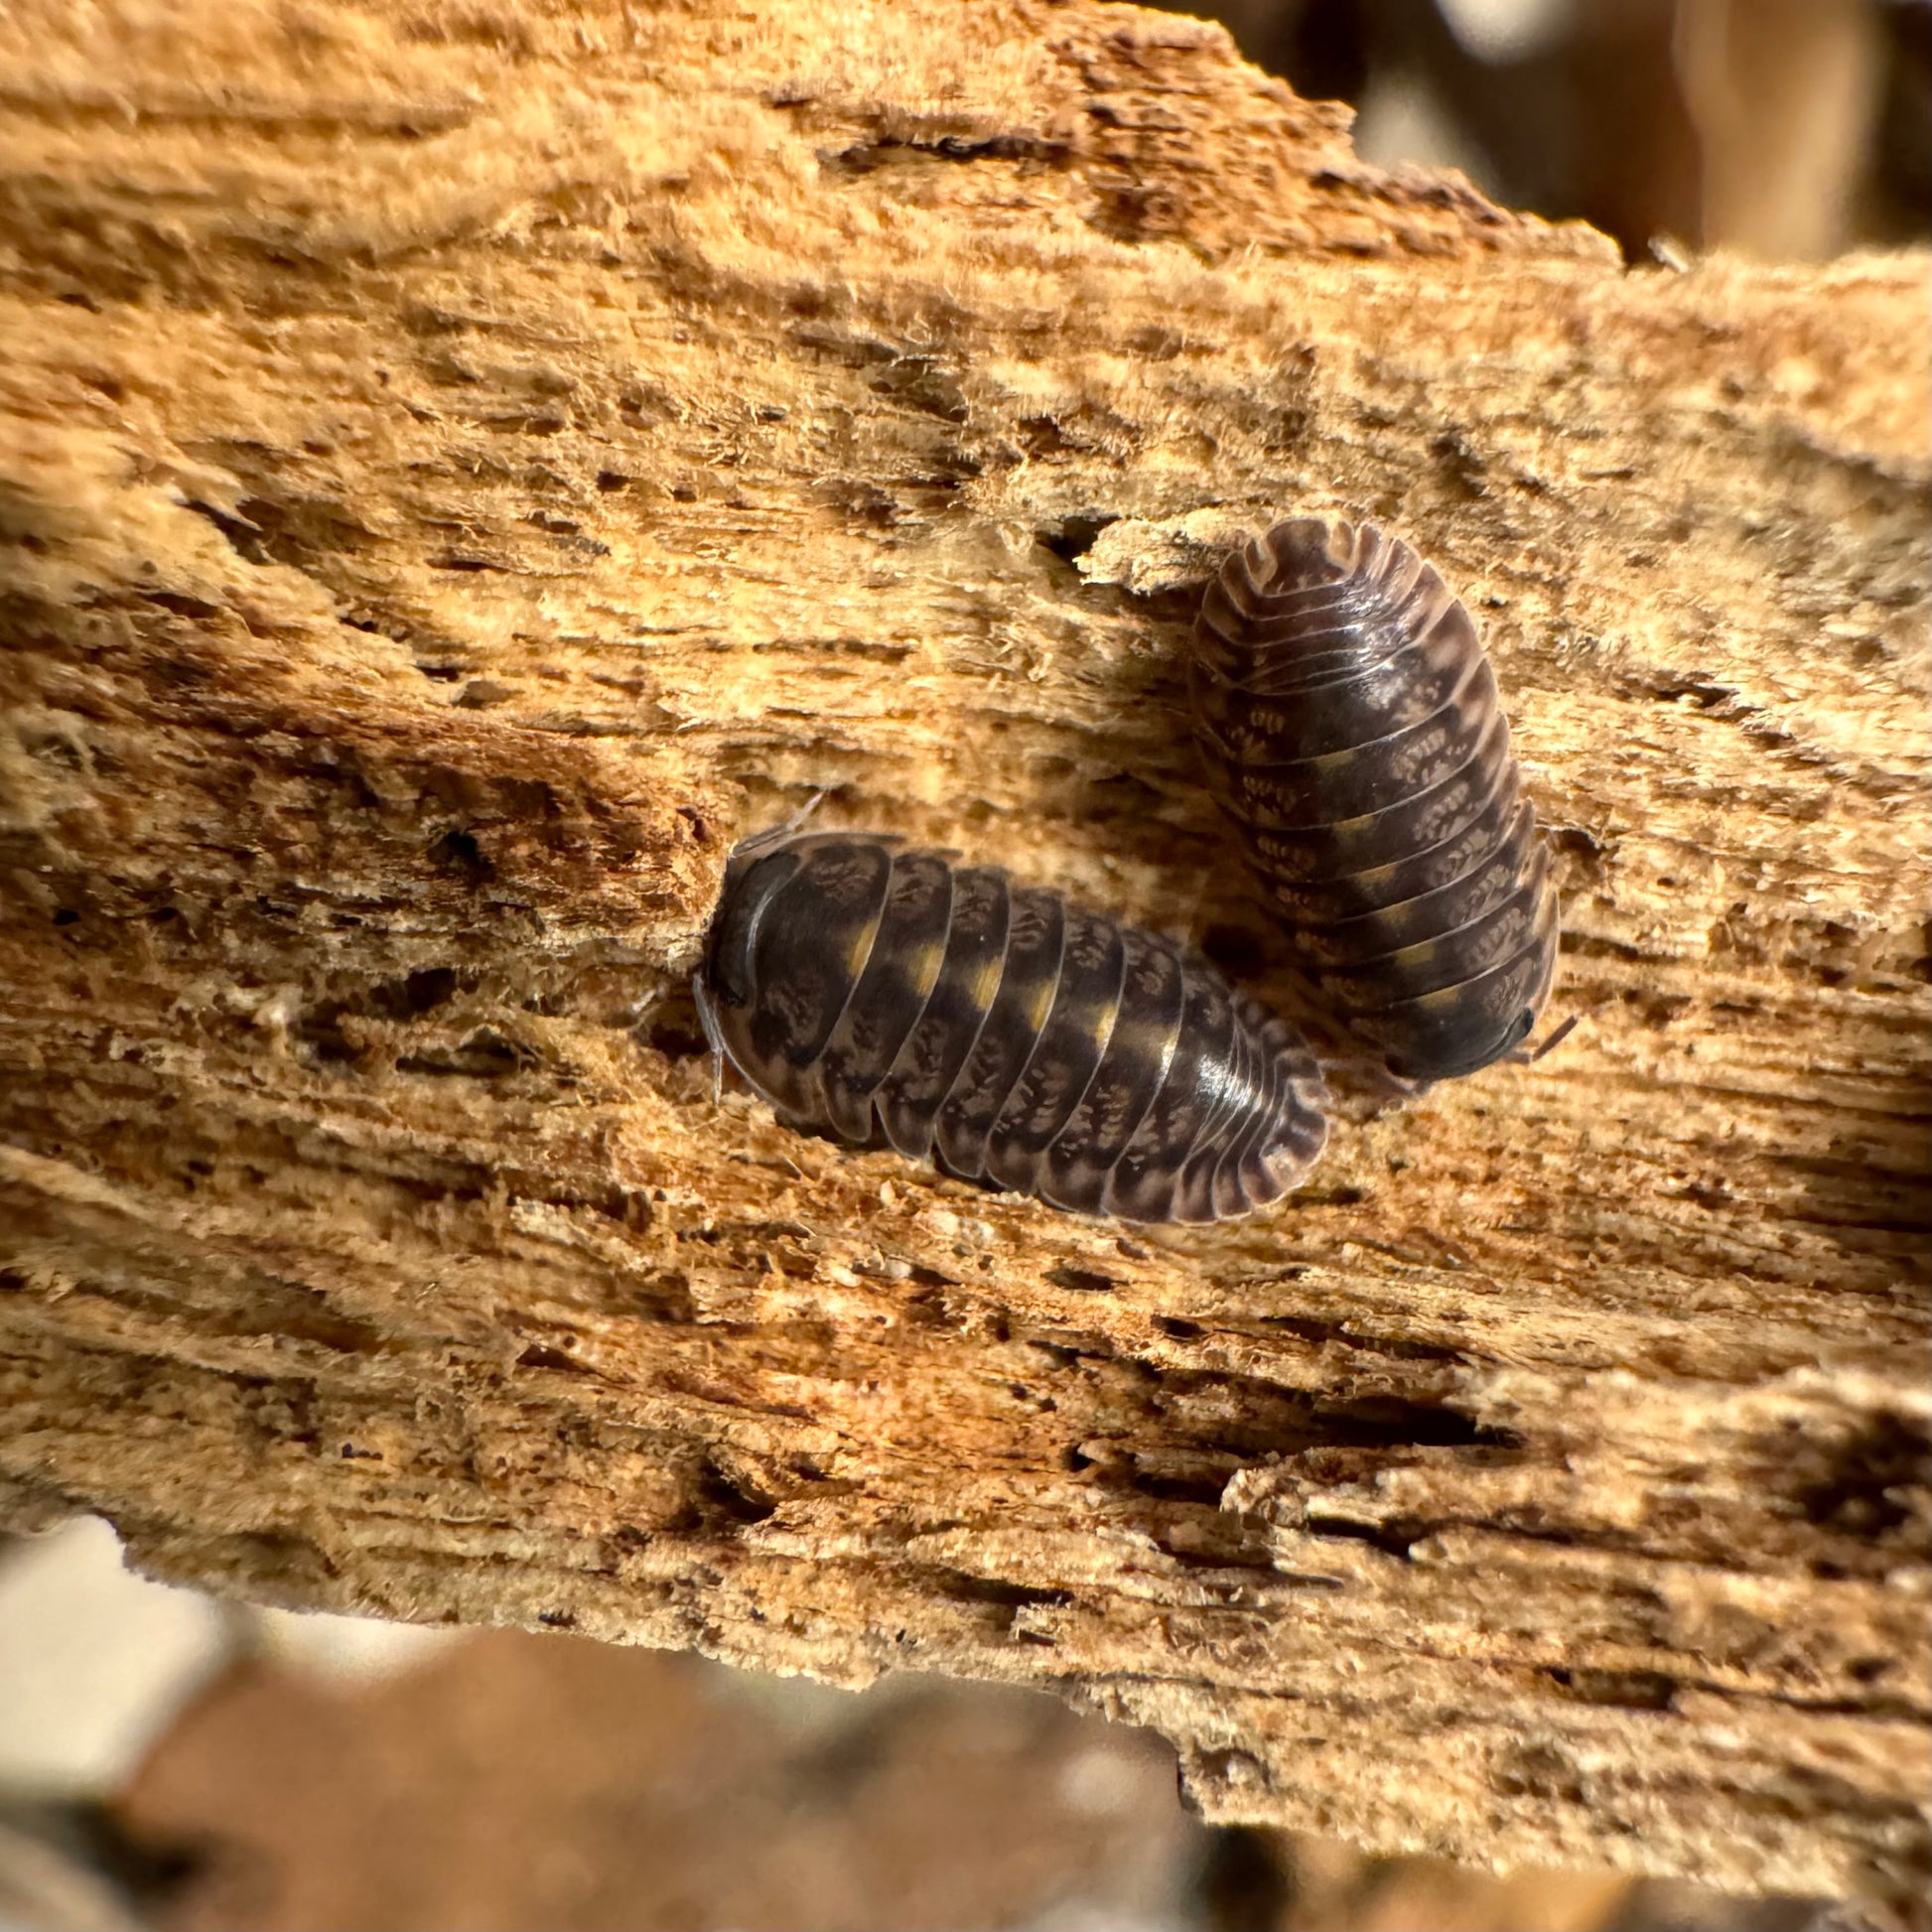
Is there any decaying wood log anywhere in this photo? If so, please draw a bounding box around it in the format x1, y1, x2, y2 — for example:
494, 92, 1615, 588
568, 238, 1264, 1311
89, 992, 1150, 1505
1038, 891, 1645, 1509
1, 0, 1927, 1908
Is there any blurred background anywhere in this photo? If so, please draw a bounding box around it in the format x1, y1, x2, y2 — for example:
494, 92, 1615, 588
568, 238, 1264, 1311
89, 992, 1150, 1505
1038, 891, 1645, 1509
2, 3, 1924, 1929
1194, 0, 1931, 261
0, 1520, 1837, 1931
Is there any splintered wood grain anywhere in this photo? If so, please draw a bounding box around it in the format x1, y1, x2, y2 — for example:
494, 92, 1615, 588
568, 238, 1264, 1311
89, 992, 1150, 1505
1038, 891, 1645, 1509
0, 0, 1926, 1907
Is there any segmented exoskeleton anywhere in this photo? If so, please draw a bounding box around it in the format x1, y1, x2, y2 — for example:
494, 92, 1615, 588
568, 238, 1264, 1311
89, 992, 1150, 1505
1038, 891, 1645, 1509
1191, 517, 1560, 1083
696, 828, 1328, 1223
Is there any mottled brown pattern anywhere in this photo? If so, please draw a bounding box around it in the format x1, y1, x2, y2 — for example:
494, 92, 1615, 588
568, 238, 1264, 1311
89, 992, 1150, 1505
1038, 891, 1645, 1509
1192, 518, 1562, 1082
702, 832, 1327, 1222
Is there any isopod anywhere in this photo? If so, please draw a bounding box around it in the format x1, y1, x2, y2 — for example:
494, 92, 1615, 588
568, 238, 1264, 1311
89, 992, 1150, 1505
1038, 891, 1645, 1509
695, 828, 1328, 1223
1190, 517, 1560, 1083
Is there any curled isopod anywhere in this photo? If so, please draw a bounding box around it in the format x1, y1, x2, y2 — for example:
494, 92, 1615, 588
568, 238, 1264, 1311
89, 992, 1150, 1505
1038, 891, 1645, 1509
1190, 517, 1561, 1084
695, 827, 1328, 1224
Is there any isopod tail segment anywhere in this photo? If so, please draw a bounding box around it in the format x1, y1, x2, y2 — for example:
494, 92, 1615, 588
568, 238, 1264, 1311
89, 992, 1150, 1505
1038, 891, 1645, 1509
696, 825, 1330, 1225
1191, 515, 1564, 1088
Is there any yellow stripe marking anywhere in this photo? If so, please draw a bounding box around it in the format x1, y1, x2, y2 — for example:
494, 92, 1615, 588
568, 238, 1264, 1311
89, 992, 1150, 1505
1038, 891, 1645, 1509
904, 941, 945, 999
967, 954, 1003, 1010
1090, 986, 1123, 1049
845, 910, 884, 979
1025, 978, 1054, 1032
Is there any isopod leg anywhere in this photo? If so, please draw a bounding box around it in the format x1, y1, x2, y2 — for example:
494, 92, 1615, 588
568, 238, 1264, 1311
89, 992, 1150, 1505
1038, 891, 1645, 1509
1519, 1011, 1581, 1065
726, 789, 829, 866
